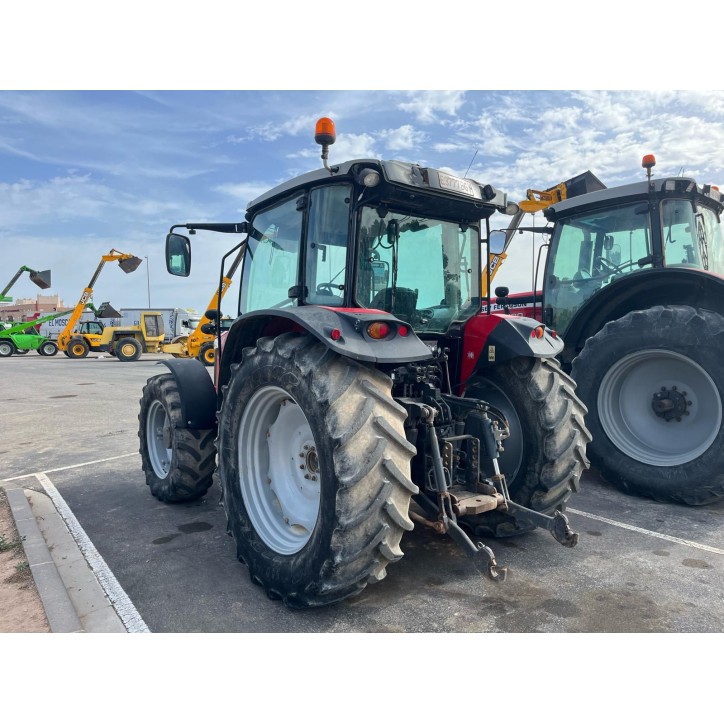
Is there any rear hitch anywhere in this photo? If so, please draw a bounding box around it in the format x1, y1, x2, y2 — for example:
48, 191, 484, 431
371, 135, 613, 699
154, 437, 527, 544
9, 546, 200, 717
506, 501, 579, 548
446, 518, 508, 582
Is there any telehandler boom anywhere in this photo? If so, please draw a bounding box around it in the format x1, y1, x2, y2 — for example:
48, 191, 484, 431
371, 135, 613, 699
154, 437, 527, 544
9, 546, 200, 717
0, 265, 52, 302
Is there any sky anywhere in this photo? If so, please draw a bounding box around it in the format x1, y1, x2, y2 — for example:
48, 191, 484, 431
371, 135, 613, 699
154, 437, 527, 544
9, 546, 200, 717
3, 88, 724, 317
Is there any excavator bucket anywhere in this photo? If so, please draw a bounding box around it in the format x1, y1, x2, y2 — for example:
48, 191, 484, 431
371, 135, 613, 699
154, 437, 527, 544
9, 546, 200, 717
563, 170, 607, 198
118, 256, 143, 274
29, 269, 52, 289
96, 301, 122, 318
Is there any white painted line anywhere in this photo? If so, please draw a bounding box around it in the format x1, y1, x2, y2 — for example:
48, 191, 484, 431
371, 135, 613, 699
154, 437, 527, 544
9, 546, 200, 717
568, 508, 724, 556
34, 472, 150, 633
1, 452, 138, 482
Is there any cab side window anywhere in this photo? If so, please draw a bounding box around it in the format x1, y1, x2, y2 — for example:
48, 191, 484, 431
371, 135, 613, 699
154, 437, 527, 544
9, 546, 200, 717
304, 185, 350, 306
241, 194, 303, 314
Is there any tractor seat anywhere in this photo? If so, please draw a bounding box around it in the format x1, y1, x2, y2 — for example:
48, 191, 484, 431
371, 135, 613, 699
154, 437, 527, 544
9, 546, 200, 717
370, 287, 418, 322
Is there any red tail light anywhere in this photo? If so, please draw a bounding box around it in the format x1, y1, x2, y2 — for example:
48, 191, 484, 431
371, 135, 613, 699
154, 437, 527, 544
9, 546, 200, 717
367, 322, 391, 339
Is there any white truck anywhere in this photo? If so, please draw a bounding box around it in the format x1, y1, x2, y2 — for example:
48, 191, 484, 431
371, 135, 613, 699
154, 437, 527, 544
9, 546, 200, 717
117, 308, 202, 342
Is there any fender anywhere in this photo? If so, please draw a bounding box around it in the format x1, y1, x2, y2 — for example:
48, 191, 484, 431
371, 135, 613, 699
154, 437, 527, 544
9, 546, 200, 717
461, 313, 563, 384
221, 306, 433, 363
157, 358, 217, 430
218, 306, 434, 398
560, 267, 724, 362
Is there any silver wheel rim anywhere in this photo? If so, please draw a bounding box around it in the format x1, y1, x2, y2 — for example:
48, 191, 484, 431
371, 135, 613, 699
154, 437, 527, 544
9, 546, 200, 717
598, 349, 721, 466
146, 399, 172, 478
0, 342, 13, 356
238, 386, 321, 555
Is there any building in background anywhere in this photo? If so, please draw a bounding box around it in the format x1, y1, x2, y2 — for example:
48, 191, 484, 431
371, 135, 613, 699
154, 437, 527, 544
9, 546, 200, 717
0, 294, 64, 323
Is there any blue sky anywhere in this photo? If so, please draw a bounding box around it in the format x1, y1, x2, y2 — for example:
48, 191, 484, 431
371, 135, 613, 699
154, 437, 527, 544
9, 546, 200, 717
3, 3, 723, 318
3, 89, 724, 315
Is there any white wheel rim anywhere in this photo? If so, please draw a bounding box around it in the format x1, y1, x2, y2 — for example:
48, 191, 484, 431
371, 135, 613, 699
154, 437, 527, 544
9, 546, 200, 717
238, 386, 321, 555
598, 349, 721, 466
146, 399, 172, 478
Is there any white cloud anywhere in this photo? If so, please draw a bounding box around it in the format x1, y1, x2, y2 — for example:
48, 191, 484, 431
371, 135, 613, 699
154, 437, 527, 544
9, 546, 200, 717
398, 91, 466, 123
380, 124, 427, 152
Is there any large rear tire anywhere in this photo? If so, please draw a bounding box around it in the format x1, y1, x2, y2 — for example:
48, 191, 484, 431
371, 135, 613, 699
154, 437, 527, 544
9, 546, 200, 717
218, 332, 417, 608
464, 356, 591, 537
138, 373, 216, 502
572, 305, 724, 505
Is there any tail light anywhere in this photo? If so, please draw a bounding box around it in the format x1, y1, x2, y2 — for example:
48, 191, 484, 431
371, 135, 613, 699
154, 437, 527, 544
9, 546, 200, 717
531, 326, 545, 339
367, 322, 391, 339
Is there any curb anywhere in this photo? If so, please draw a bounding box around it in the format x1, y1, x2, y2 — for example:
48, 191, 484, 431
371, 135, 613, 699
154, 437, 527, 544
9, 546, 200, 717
2, 481, 128, 633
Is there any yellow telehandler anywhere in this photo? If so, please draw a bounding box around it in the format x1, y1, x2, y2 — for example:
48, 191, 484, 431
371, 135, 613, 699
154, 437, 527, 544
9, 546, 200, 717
161, 242, 243, 366
57, 249, 165, 361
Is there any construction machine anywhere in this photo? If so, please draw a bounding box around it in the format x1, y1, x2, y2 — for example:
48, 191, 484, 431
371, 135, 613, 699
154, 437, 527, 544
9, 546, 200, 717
494, 155, 724, 506
0, 308, 77, 357
161, 254, 243, 366
138, 117, 590, 608
56, 249, 164, 361
0, 265, 52, 303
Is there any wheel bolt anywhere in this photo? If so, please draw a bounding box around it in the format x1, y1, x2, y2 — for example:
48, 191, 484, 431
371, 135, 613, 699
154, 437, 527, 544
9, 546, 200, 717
299, 464, 305, 469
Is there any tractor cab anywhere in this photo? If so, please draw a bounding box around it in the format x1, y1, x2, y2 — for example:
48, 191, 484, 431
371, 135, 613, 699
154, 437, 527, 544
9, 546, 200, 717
542, 156, 724, 337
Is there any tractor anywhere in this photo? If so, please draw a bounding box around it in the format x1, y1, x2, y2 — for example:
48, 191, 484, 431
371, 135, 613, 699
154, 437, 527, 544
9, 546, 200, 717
138, 118, 590, 608
494, 155, 724, 505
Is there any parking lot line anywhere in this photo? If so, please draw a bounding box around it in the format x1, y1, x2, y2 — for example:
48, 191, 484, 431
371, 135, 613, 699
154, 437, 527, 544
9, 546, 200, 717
34, 472, 150, 633
569, 508, 724, 555
1, 452, 139, 482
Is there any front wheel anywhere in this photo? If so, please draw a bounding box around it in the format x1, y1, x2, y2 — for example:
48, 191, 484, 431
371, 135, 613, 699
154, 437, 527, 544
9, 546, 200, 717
0, 340, 15, 357
67, 337, 90, 359
138, 374, 216, 502
197, 341, 215, 367
572, 305, 724, 505
218, 333, 417, 608
464, 356, 591, 537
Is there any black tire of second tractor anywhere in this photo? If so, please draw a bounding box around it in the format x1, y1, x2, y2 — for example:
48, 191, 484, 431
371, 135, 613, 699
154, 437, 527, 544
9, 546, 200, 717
217, 332, 418, 609
464, 356, 591, 537
138, 373, 217, 502
571, 305, 724, 505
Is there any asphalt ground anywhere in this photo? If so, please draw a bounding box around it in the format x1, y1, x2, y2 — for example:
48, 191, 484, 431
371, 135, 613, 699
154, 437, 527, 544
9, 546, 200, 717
1, 351, 724, 634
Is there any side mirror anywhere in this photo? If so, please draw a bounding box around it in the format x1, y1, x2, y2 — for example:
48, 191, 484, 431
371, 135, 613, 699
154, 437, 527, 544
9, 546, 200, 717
489, 230, 507, 255
166, 233, 191, 277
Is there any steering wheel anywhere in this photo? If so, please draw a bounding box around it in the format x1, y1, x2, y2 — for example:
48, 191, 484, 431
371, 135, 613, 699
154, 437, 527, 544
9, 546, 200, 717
594, 256, 623, 274
316, 283, 341, 295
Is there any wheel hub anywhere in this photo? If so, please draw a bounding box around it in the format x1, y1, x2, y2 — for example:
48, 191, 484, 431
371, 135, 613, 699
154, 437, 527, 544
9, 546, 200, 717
651, 386, 692, 422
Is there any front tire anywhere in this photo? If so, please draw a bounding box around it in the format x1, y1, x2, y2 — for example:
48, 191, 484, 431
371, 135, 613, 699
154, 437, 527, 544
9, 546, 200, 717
197, 341, 215, 367
138, 374, 216, 502
572, 305, 724, 505
67, 337, 90, 359
218, 333, 417, 608
464, 357, 591, 537
0, 340, 15, 357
